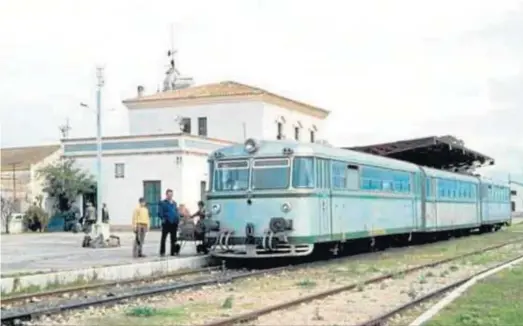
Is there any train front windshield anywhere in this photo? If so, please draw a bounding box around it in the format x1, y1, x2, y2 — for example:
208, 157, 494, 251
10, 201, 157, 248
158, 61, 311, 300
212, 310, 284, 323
213, 160, 250, 191
212, 158, 294, 191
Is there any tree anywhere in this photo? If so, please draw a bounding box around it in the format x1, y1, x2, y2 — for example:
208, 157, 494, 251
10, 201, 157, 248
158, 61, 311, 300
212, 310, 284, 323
37, 158, 96, 212
1, 196, 15, 234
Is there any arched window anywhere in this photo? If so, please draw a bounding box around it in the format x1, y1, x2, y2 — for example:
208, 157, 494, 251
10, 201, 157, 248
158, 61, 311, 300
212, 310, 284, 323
275, 116, 286, 140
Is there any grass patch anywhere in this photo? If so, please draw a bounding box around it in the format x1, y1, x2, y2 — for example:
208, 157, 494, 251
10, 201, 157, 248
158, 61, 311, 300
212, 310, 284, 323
221, 296, 234, 309
126, 306, 184, 318
427, 263, 523, 326
2, 273, 100, 298
89, 302, 217, 325
296, 279, 317, 288
332, 225, 523, 274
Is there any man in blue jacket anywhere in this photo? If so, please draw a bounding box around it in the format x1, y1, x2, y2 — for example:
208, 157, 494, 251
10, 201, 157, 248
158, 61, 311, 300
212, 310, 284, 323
158, 189, 180, 256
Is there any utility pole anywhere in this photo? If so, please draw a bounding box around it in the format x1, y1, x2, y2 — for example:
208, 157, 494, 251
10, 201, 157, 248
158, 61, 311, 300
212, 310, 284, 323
80, 66, 118, 248
95, 66, 104, 228
11, 163, 18, 206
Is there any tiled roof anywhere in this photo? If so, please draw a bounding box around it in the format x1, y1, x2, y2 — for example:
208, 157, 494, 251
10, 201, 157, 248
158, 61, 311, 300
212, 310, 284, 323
0, 144, 60, 170
123, 81, 330, 117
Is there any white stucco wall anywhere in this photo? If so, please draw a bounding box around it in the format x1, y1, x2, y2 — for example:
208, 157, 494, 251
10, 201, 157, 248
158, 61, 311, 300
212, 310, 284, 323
0, 150, 61, 214
128, 100, 264, 143
63, 135, 232, 227
73, 153, 184, 227
262, 103, 325, 142
127, 99, 326, 145
30, 149, 62, 213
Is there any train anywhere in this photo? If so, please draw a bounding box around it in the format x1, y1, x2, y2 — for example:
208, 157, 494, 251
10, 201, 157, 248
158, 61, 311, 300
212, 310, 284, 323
202, 138, 512, 258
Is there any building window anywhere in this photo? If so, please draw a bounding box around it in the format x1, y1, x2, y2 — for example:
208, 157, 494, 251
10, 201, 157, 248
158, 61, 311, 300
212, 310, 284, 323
115, 163, 125, 178
294, 127, 300, 141
310, 130, 315, 143
511, 190, 517, 196
198, 117, 207, 137
277, 122, 283, 140
181, 118, 191, 134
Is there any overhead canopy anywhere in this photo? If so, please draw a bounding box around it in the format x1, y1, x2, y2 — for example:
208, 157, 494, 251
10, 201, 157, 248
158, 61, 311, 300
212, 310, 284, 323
347, 135, 495, 171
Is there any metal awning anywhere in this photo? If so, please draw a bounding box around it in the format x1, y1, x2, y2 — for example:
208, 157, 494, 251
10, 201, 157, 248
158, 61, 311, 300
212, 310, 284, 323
346, 135, 495, 172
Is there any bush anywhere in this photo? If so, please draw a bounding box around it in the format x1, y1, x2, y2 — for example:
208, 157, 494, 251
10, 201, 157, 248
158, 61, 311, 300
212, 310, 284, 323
23, 205, 50, 232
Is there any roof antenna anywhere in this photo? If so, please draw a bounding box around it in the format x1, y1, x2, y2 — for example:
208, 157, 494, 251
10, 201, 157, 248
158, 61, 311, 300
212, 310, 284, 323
163, 24, 179, 91
59, 117, 71, 139
161, 23, 194, 92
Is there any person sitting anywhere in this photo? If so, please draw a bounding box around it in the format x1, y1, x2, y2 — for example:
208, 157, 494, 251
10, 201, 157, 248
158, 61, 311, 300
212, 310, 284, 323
191, 201, 206, 223
191, 201, 208, 253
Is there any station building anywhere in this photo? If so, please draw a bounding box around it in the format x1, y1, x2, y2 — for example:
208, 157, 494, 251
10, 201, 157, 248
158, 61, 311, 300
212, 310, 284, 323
63, 81, 330, 229
510, 181, 523, 216
0, 144, 61, 213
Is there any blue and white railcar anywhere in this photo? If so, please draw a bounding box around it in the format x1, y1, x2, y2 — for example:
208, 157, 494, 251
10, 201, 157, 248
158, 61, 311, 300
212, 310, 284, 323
206, 139, 317, 257
420, 167, 481, 232
479, 178, 512, 228
205, 138, 512, 259
206, 138, 422, 258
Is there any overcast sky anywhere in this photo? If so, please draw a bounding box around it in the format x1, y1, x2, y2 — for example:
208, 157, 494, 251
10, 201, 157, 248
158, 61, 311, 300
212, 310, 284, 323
0, 0, 522, 181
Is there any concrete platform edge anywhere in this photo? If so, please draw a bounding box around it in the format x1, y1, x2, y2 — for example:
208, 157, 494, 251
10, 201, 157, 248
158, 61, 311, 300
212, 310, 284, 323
1, 255, 210, 295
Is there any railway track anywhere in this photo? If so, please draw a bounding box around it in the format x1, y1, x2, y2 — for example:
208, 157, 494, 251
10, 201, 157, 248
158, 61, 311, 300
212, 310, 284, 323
356, 255, 523, 326
2, 236, 522, 326
0, 266, 222, 305
200, 240, 523, 326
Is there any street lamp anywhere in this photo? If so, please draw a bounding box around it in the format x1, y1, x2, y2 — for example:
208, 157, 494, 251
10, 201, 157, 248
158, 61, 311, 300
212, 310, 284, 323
78, 67, 112, 247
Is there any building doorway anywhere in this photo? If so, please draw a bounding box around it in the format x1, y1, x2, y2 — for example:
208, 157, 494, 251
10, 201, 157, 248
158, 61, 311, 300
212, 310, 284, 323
200, 181, 207, 203
143, 180, 162, 229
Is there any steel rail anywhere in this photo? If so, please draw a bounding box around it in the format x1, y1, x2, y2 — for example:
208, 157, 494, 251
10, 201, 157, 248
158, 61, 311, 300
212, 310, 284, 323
3, 236, 522, 325
1, 266, 221, 305
1, 256, 358, 324
0, 236, 456, 306
354, 253, 523, 326
200, 240, 523, 326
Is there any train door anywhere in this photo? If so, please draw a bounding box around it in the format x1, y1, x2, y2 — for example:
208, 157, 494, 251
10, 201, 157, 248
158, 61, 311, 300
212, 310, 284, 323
316, 158, 332, 240
425, 177, 437, 230
476, 183, 482, 224
481, 184, 489, 223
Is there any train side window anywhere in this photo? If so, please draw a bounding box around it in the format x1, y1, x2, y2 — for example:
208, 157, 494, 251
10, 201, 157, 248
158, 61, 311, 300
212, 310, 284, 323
324, 160, 331, 189
332, 161, 346, 190
316, 159, 324, 189
292, 157, 315, 188
346, 165, 359, 190
437, 180, 444, 198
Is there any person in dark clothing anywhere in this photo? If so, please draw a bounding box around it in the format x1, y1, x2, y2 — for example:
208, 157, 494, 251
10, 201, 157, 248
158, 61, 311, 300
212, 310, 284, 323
191, 201, 206, 221
102, 203, 110, 224
158, 189, 180, 256
191, 201, 209, 254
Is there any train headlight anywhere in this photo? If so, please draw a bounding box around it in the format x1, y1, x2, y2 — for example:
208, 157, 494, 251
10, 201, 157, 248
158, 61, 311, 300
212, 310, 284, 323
211, 204, 221, 215
281, 202, 292, 213
244, 138, 259, 154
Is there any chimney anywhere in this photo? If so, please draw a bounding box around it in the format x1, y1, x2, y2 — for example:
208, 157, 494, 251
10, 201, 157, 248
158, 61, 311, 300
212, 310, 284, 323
137, 85, 144, 97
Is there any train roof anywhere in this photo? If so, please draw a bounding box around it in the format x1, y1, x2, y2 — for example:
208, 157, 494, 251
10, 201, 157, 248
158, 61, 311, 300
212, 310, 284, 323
421, 166, 480, 183
211, 140, 421, 172
478, 176, 510, 187
347, 135, 495, 172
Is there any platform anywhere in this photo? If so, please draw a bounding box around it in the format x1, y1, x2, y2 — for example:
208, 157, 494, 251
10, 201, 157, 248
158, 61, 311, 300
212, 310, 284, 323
1, 231, 210, 295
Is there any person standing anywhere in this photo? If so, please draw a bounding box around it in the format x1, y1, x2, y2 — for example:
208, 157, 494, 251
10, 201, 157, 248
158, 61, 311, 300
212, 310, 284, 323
158, 189, 180, 256
84, 202, 96, 233
132, 198, 150, 258
102, 203, 110, 224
